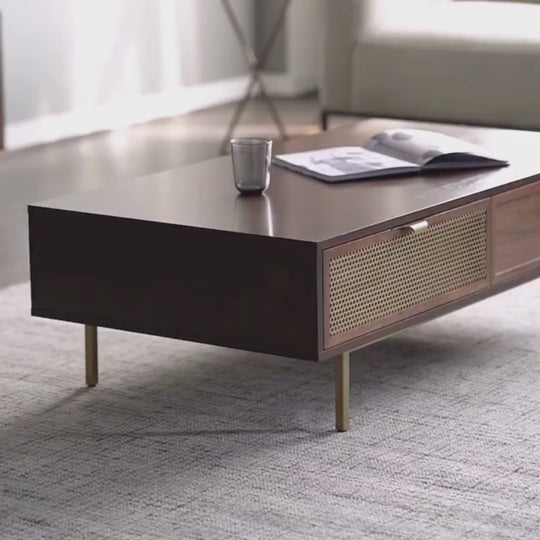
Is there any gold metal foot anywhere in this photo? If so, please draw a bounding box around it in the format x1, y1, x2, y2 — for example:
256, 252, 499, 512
85, 325, 98, 387
335, 351, 350, 432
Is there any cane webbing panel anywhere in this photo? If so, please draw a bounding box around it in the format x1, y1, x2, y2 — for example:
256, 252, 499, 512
327, 209, 487, 339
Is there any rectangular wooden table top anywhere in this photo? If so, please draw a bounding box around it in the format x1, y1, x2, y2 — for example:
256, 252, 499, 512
31, 119, 540, 249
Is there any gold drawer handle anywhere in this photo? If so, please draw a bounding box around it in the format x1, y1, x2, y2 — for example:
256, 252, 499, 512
401, 220, 429, 234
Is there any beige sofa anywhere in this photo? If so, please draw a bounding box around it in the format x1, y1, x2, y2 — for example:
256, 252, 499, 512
321, 0, 540, 130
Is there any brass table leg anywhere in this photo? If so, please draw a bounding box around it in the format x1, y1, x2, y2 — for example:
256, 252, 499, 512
335, 351, 350, 432
85, 325, 98, 387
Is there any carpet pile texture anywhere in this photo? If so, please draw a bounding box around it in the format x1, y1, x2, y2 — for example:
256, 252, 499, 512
1, 281, 539, 539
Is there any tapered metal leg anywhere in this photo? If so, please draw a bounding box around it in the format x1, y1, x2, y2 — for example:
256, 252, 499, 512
85, 325, 98, 387
219, 0, 291, 152
219, 78, 257, 154
320, 110, 329, 131
335, 352, 350, 432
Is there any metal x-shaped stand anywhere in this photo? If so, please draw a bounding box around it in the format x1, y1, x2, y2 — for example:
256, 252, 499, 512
220, 0, 292, 154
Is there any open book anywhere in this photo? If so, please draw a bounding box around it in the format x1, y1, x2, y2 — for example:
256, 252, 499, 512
273, 129, 509, 182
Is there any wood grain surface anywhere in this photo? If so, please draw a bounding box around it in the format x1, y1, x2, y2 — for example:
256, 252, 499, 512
492, 182, 540, 283
32, 120, 540, 248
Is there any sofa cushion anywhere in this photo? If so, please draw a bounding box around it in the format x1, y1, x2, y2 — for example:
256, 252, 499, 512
351, 1, 540, 128
363, 1, 540, 48
455, 1, 540, 4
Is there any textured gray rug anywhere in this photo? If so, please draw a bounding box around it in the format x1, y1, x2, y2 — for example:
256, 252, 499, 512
1, 281, 539, 540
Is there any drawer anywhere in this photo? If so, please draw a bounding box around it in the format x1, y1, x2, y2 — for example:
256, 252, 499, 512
492, 181, 540, 283
323, 201, 489, 349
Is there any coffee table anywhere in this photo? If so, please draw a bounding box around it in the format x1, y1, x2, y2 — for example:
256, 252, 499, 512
28, 120, 540, 431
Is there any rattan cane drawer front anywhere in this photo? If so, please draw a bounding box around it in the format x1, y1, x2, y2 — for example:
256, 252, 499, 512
323, 201, 489, 349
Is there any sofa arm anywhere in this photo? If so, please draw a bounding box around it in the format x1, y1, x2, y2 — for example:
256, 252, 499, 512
320, 0, 365, 111
320, 0, 451, 113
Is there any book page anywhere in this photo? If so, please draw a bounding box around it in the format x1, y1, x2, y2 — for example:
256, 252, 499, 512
273, 146, 417, 179
364, 129, 507, 167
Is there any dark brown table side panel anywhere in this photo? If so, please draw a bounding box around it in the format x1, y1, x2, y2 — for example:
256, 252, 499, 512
29, 207, 319, 361
492, 181, 540, 283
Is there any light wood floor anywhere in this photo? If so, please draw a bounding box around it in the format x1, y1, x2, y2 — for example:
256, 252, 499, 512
0, 96, 322, 288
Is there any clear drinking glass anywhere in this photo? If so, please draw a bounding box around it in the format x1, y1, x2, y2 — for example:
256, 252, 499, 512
230, 138, 272, 194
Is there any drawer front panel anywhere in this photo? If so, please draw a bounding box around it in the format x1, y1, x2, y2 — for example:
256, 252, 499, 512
493, 181, 540, 283
323, 202, 489, 348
